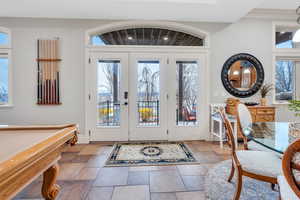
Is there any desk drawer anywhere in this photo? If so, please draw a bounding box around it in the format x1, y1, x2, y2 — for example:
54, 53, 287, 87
256, 114, 275, 122
257, 108, 275, 115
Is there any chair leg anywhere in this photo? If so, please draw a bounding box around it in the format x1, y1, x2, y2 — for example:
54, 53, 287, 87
227, 161, 235, 182
233, 169, 243, 200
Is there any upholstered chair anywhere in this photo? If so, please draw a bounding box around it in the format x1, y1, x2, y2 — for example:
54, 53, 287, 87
237, 103, 276, 152
278, 139, 300, 200
219, 108, 282, 200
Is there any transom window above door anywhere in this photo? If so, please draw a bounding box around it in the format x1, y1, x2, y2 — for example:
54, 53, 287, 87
91, 28, 204, 46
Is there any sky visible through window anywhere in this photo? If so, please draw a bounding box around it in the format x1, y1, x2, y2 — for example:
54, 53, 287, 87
91, 36, 106, 45
0, 58, 8, 103
276, 40, 293, 48
0, 32, 8, 45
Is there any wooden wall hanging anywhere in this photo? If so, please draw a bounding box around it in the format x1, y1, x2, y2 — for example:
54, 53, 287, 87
37, 38, 61, 105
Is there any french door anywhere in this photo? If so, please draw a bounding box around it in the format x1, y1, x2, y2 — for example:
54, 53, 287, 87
87, 52, 129, 141
129, 53, 168, 140
87, 51, 208, 141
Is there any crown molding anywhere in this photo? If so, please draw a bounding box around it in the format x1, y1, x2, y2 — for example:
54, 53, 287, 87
244, 8, 297, 21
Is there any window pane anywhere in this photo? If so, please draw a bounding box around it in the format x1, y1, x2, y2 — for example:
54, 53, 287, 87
275, 26, 300, 49
137, 61, 160, 126
0, 58, 8, 104
97, 60, 120, 126
275, 60, 296, 101
0, 32, 8, 46
91, 35, 106, 46
176, 61, 198, 126
91, 28, 204, 46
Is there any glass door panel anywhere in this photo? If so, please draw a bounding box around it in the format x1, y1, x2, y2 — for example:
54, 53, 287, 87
137, 61, 160, 127
97, 60, 121, 127
129, 54, 168, 141
176, 61, 198, 126
88, 51, 208, 142
167, 54, 208, 141
88, 52, 129, 141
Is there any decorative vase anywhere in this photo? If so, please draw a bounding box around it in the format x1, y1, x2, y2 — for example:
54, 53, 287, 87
289, 123, 300, 138
260, 98, 267, 106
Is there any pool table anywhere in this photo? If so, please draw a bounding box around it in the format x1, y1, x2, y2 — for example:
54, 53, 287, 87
0, 124, 78, 200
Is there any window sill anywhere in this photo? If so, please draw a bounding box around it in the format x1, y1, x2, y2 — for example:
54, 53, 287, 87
0, 104, 14, 108
272, 102, 290, 105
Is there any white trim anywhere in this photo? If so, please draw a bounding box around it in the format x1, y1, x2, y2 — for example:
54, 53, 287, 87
77, 135, 90, 144
86, 45, 209, 53
246, 9, 297, 21
85, 20, 210, 48
272, 21, 300, 53
272, 21, 300, 104
0, 27, 12, 107
84, 21, 210, 143
272, 54, 300, 105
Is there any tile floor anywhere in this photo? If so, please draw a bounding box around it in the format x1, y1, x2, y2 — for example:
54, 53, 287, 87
14, 141, 232, 200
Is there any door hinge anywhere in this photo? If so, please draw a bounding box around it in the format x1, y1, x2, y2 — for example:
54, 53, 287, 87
167, 129, 169, 135
88, 57, 91, 64
88, 130, 91, 136
88, 94, 91, 100
167, 58, 169, 64
166, 94, 169, 99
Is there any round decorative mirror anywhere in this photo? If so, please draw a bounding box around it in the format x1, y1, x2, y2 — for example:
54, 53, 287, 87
221, 53, 264, 98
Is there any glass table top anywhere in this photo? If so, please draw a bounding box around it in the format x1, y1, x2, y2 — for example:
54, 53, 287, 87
243, 122, 297, 154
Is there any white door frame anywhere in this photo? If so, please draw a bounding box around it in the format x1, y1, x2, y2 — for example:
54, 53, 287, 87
129, 52, 169, 141
85, 46, 210, 142
167, 53, 209, 141
87, 52, 129, 141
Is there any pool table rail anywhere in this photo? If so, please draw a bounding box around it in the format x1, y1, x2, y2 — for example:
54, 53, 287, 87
0, 124, 78, 200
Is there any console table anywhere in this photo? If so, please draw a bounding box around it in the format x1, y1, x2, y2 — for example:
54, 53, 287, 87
226, 101, 276, 139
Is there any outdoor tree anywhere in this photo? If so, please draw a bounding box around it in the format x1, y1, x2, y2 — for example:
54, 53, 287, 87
276, 61, 294, 100
138, 64, 159, 101
0, 85, 7, 103
178, 63, 198, 121
98, 63, 119, 102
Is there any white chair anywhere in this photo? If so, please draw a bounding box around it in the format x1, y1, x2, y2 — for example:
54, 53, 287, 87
237, 103, 277, 152
210, 104, 238, 149
278, 139, 300, 200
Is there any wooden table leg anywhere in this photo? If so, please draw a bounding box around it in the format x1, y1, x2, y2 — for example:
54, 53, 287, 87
41, 163, 60, 200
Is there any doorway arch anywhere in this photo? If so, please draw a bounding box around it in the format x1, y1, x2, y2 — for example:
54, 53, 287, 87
85, 20, 210, 47
85, 21, 210, 142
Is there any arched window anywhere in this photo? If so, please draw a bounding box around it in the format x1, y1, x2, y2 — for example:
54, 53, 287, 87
87, 21, 209, 47
0, 27, 12, 106
91, 28, 204, 46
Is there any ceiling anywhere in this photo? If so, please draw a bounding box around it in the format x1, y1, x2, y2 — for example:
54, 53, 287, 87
96, 28, 204, 46
0, 0, 298, 22
257, 0, 300, 10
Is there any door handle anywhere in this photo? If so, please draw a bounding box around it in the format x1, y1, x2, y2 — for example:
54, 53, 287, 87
124, 91, 128, 99
123, 102, 128, 106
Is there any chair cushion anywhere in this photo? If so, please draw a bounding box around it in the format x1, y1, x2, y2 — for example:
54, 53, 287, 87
278, 175, 299, 200
292, 152, 300, 183
237, 104, 252, 131
247, 140, 283, 158
236, 150, 282, 178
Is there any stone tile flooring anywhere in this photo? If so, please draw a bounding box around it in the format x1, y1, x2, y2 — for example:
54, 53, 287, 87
14, 141, 232, 200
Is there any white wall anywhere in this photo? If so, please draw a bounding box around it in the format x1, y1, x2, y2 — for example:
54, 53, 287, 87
0, 17, 298, 142
208, 18, 300, 122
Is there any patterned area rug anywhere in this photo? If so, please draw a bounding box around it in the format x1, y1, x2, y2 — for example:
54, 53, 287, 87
205, 160, 279, 200
105, 142, 197, 166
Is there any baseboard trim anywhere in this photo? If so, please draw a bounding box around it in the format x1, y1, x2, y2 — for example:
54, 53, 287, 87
78, 135, 90, 144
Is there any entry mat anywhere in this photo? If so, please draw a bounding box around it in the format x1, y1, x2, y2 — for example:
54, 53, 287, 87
105, 142, 197, 167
